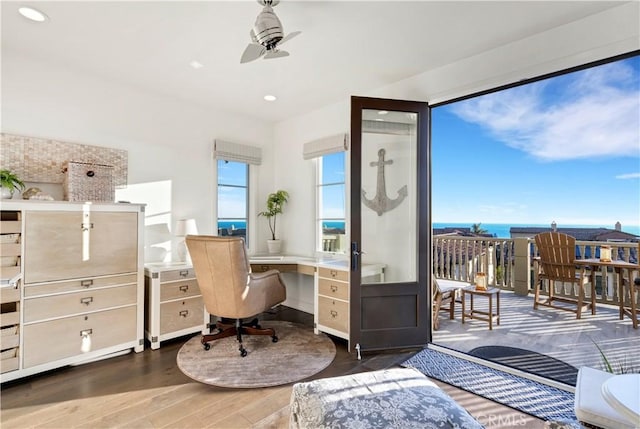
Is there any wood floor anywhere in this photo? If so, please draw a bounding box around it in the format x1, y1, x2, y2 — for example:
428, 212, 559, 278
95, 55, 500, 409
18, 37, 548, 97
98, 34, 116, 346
1, 306, 548, 429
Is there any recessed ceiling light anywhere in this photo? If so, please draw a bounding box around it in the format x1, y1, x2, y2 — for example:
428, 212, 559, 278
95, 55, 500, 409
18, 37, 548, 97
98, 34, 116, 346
264, 95, 277, 102
189, 60, 204, 69
18, 6, 48, 22
378, 110, 389, 115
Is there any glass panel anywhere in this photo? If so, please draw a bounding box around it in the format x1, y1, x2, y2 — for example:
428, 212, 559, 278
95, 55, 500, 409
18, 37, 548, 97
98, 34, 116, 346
217, 160, 247, 241
321, 152, 345, 184
320, 183, 345, 218
217, 160, 247, 187
361, 109, 418, 284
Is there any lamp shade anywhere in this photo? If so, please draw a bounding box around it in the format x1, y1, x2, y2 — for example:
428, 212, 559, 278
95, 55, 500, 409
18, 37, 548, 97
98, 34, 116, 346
175, 219, 198, 237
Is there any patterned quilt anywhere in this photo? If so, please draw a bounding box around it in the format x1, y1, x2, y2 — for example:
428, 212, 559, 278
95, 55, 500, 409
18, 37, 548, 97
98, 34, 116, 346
289, 367, 484, 429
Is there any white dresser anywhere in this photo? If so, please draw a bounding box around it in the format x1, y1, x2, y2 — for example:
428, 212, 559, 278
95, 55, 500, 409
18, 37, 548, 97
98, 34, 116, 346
0, 200, 145, 382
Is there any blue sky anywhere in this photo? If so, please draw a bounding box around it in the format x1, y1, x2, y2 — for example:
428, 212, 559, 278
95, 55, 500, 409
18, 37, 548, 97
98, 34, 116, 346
432, 55, 640, 228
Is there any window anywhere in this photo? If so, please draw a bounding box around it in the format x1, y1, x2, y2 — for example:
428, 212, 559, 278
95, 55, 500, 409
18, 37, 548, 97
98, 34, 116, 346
217, 160, 248, 243
317, 151, 346, 254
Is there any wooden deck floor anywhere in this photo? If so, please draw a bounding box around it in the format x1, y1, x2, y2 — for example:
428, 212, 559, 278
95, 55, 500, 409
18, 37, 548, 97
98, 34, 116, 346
1, 306, 548, 429
434, 289, 640, 373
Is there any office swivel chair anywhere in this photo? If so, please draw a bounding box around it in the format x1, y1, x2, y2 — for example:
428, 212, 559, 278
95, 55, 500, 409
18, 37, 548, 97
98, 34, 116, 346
185, 235, 286, 357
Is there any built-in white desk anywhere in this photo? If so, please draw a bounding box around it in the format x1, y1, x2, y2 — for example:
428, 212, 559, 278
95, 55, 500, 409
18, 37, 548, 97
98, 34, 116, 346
249, 255, 385, 341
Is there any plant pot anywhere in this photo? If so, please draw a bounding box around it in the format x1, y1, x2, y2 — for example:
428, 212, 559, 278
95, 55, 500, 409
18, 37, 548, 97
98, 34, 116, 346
267, 239, 282, 254
1, 188, 14, 199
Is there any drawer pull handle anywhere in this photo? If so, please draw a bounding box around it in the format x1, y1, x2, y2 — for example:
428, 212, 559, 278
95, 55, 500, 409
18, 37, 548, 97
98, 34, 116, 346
80, 329, 92, 353
330, 310, 338, 319
80, 297, 94, 305
179, 285, 189, 292
330, 270, 338, 278
81, 279, 93, 287
179, 310, 189, 318
330, 285, 338, 293
179, 270, 189, 277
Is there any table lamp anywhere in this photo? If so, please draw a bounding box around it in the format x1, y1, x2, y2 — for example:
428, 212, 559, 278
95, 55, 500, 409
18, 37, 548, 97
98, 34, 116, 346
175, 218, 198, 264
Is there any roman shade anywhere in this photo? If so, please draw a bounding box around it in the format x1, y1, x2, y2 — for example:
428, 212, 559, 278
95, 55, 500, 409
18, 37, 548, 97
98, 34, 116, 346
214, 139, 262, 165
302, 133, 349, 160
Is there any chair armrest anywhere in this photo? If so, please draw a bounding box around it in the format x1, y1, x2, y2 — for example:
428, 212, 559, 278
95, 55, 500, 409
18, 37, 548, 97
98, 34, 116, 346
250, 269, 281, 281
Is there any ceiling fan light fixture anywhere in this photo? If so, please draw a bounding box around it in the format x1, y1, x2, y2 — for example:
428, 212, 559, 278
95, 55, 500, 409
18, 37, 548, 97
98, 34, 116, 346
18, 6, 48, 22
264, 95, 277, 101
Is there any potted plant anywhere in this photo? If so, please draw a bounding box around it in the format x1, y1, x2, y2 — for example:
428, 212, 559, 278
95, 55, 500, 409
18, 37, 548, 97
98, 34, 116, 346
258, 190, 289, 254
0, 169, 25, 199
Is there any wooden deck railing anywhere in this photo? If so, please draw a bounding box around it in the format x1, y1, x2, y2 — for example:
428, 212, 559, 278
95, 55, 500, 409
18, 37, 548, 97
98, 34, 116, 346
433, 236, 638, 306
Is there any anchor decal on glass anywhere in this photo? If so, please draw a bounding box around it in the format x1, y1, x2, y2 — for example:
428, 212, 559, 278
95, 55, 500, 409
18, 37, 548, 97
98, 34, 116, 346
362, 148, 407, 216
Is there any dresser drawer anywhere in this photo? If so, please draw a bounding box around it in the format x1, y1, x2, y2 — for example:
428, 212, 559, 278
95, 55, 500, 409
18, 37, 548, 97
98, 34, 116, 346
24, 273, 137, 297
318, 267, 348, 282
0, 347, 19, 374
160, 279, 200, 301
0, 284, 21, 304
1, 325, 20, 349
160, 268, 195, 282
159, 296, 204, 335
318, 296, 348, 333
23, 306, 137, 368
318, 277, 349, 301
24, 284, 137, 323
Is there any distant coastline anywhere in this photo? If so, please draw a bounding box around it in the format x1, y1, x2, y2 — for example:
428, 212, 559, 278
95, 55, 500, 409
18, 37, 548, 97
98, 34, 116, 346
432, 222, 640, 239
219, 221, 640, 239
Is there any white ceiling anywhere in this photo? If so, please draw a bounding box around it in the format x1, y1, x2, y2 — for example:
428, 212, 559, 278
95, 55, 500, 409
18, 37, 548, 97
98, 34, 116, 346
1, 1, 627, 123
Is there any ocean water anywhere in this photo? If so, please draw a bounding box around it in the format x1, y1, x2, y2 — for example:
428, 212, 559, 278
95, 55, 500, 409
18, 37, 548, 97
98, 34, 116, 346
219, 221, 640, 238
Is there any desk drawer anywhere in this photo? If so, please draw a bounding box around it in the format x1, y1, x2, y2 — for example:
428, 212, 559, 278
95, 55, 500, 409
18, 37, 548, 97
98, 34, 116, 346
318, 296, 348, 333
160, 268, 195, 283
318, 267, 348, 282
23, 306, 137, 368
160, 279, 200, 301
160, 296, 204, 335
318, 278, 349, 301
1, 325, 20, 349
24, 274, 137, 297
24, 284, 137, 323
251, 264, 297, 273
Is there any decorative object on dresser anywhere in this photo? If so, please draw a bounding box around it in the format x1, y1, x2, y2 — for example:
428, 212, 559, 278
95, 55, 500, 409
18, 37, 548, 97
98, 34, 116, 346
0, 200, 145, 383
185, 235, 286, 357
62, 160, 115, 202
258, 189, 289, 254
144, 263, 208, 350
0, 169, 25, 199
174, 218, 198, 264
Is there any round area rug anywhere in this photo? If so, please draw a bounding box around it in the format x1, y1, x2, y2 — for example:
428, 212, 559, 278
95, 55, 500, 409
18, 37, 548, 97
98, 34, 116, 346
177, 320, 336, 388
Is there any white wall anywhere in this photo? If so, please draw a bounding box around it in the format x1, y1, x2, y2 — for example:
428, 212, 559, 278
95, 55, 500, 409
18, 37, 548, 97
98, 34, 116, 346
1, 49, 274, 259
273, 2, 640, 267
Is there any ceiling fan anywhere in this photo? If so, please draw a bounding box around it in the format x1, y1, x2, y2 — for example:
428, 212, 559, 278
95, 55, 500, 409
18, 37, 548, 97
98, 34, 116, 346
240, 0, 301, 64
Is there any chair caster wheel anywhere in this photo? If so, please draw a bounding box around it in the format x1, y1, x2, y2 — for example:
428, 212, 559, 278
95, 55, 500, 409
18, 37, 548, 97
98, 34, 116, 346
272, 336, 278, 343
240, 348, 247, 357
203, 343, 211, 351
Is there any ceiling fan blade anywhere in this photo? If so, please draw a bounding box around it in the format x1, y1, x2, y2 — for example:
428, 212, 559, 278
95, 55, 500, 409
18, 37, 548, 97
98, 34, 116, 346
277, 30, 301, 47
264, 50, 289, 60
240, 43, 266, 63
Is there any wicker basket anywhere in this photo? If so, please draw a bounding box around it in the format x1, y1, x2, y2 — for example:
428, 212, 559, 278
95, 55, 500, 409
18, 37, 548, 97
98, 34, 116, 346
62, 161, 115, 202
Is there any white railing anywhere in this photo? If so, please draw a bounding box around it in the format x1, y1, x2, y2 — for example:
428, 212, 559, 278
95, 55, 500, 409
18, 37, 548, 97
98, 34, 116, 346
433, 236, 638, 305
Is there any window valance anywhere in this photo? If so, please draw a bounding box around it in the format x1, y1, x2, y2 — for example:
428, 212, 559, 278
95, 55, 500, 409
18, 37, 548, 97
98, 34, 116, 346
213, 139, 262, 165
302, 133, 349, 160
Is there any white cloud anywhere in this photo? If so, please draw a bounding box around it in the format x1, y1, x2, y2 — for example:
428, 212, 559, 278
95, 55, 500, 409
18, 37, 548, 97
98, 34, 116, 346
616, 172, 640, 179
451, 60, 640, 162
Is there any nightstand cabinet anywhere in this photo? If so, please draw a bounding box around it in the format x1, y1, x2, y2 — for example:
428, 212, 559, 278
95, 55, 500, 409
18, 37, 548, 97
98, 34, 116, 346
144, 264, 208, 349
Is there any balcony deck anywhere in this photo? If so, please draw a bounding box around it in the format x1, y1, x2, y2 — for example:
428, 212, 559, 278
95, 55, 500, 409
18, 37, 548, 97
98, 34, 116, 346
433, 290, 640, 374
